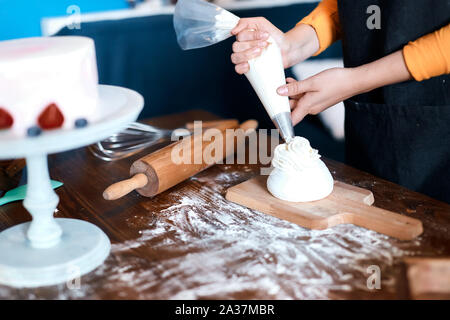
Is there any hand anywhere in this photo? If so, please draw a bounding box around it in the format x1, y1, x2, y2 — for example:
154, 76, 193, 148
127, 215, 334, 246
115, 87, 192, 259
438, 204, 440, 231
277, 68, 359, 125
230, 18, 320, 74
276, 50, 413, 125
230, 17, 288, 74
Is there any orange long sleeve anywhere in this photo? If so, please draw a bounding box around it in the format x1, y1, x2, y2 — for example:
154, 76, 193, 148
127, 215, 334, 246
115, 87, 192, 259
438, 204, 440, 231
299, 1, 450, 81
403, 24, 450, 81
297, 0, 341, 56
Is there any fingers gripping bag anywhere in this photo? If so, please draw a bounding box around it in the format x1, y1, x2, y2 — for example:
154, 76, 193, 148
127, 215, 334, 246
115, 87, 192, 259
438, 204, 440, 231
173, 0, 240, 50
173, 0, 293, 140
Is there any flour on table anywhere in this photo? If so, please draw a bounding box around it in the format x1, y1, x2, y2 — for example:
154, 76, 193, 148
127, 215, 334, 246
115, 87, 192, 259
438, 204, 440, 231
0, 166, 425, 299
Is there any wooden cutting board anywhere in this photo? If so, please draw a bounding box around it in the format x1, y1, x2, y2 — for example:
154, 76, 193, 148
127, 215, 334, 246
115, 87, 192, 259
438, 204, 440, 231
402, 258, 450, 299
225, 176, 423, 240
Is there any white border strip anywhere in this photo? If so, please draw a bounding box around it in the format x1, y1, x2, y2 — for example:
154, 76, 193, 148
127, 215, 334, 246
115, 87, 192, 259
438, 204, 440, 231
41, 0, 318, 36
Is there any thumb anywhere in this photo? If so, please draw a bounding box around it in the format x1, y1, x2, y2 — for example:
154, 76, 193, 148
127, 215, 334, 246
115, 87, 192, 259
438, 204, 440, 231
277, 79, 312, 97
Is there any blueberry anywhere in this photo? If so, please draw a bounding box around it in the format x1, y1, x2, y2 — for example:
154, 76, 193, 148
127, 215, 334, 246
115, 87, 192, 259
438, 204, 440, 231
75, 118, 88, 128
27, 126, 42, 137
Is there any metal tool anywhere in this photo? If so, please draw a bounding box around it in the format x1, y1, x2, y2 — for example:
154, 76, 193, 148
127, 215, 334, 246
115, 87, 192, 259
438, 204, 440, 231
88, 119, 240, 162
88, 122, 190, 162
272, 112, 295, 142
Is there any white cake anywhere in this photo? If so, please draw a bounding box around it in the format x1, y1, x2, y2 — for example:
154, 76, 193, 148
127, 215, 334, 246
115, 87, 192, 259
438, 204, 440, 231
0, 36, 99, 136
267, 137, 334, 202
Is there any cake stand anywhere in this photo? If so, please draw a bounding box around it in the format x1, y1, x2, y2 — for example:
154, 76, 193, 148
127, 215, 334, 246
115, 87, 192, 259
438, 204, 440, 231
0, 85, 144, 288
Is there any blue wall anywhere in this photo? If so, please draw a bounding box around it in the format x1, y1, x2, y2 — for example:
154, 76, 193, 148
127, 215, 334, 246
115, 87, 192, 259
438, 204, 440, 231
0, 0, 128, 41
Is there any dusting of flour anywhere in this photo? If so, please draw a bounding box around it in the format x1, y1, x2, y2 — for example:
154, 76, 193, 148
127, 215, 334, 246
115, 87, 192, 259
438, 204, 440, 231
0, 166, 424, 299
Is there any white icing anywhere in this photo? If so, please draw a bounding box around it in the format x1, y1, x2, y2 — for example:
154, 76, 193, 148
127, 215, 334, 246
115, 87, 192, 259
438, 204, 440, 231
213, 9, 240, 42
212, 10, 290, 119
244, 36, 290, 119
0, 36, 99, 135
267, 137, 334, 202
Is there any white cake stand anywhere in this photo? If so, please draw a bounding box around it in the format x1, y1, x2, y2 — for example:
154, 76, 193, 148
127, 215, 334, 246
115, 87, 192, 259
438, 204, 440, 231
0, 85, 144, 288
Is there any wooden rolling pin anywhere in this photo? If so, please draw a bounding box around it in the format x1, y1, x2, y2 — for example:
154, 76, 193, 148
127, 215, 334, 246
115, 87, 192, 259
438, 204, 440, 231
103, 119, 258, 200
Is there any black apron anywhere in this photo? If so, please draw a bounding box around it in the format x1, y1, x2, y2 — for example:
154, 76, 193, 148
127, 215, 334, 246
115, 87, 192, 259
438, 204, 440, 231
337, 0, 450, 203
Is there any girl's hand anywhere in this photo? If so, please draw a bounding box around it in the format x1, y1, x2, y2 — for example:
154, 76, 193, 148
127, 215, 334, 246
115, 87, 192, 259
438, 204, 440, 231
277, 50, 413, 125
230, 18, 320, 75
278, 68, 359, 125
230, 17, 287, 74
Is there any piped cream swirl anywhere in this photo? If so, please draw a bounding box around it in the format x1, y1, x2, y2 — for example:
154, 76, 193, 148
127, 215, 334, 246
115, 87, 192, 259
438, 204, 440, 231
271, 136, 321, 172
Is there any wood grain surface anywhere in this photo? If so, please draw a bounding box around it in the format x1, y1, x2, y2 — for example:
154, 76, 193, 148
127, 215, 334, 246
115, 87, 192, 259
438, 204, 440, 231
0, 110, 449, 300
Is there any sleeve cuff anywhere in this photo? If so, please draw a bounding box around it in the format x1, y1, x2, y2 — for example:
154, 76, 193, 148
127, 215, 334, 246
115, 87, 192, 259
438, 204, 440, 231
403, 25, 450, 82
297, 2, 341, 56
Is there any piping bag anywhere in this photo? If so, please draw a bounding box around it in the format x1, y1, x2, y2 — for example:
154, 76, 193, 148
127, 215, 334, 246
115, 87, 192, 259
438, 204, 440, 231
173, 0, 294, 142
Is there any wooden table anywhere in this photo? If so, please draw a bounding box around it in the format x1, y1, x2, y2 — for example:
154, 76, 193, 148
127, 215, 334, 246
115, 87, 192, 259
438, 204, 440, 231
1, 110, 449, 300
